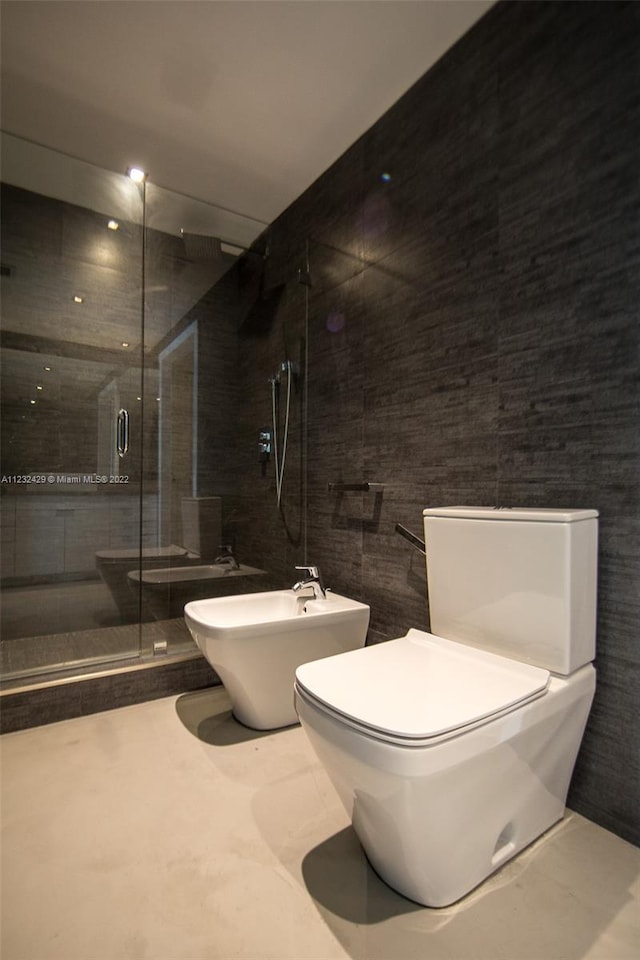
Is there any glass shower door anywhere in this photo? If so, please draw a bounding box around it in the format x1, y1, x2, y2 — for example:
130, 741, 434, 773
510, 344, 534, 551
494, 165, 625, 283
0, 134, 145, 681
138, 181, 268, 655
0, 133, 272, 683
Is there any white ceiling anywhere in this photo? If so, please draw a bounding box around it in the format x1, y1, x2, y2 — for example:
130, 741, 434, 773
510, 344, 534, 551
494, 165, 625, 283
0, 0, 493, 225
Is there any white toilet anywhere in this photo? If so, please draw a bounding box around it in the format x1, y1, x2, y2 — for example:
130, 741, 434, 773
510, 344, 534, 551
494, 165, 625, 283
294, 506, 598, 907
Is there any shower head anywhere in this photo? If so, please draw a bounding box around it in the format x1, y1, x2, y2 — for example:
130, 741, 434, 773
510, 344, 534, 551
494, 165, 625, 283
268, 360, 296, 386
280, 359, 297, 377
181, 231, 268, 263
180, 232, 224, 261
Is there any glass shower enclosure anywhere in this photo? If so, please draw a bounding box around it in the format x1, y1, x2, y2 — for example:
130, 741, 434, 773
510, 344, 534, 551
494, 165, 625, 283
0, 133, 267, 686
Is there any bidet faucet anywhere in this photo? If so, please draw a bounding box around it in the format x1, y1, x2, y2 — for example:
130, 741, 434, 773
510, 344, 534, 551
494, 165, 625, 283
214, 545, 240, 570
292, 565, 326, 600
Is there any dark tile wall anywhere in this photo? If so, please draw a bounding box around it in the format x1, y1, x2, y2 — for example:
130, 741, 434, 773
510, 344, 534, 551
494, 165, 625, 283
235, 1, 640, 845
235, 256, 309, 586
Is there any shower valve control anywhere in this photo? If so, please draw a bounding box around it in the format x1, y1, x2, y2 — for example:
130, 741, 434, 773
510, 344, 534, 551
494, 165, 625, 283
258, 429, 272, 462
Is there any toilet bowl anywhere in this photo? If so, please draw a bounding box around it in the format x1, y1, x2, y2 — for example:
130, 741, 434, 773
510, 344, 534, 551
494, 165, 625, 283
294, 506, 598, 907
296, 629, 595, 907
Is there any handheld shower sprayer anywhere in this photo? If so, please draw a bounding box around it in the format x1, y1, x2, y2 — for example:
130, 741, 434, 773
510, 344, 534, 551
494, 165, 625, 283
269, 360, 296, 508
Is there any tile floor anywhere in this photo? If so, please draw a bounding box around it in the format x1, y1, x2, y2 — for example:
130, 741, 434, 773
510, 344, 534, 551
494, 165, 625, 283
1, 687, 639, 960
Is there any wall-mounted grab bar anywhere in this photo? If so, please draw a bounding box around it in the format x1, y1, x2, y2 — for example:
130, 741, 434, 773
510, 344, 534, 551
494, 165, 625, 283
395, 522, 426, 554
328, 482, 384, 493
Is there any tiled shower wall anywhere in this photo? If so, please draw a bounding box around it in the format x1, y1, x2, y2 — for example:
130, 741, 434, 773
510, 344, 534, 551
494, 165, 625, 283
236, 1, 640, 845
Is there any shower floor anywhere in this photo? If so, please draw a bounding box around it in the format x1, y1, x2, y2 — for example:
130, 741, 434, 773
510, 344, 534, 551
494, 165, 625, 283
0, 578, 196, 686
1, 578, 121, 639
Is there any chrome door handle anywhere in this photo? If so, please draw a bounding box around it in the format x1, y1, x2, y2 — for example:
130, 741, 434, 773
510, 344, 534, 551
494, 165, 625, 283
116, 408, 129, 458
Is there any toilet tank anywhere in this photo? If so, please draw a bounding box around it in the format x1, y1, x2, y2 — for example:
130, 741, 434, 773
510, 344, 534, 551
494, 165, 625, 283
423, 507, 598, 675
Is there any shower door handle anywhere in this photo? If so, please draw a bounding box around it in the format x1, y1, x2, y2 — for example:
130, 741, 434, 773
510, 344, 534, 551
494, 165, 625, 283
116, 408, 129, 458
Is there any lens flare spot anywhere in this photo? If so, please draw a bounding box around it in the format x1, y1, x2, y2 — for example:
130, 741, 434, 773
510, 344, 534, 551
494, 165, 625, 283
356, 193, 392, 240
326, 311, 346, 333
380, 171, 392, 183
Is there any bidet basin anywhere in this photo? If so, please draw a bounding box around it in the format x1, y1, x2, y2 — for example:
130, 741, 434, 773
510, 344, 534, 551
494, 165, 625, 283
184, 589, 370, 729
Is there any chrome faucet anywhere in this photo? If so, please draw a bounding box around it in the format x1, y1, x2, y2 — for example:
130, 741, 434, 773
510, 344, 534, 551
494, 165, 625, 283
214, 545, 240, 570
292, 565, 326, 600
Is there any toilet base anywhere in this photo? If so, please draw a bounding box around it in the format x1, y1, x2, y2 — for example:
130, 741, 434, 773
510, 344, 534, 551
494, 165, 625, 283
295, 664, 595, 907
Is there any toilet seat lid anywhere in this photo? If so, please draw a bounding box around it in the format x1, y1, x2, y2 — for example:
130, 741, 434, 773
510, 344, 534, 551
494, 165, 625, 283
295, 628, 550, 743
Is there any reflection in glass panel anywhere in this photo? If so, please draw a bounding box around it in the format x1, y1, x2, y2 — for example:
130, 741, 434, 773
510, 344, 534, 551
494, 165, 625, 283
0, 133, 269, 683
138, 183, 270, 654
0, 140, 145, 681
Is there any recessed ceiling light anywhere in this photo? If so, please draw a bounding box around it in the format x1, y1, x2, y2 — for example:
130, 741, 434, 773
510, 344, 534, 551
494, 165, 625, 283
107, 220, 120, 231
44, 366, 52, 372
136, 396, 142, 401
30, 399, 36, 405
73, 295, 84, 304
121, 342, 130, 348
127, 167, 146, 183
36, 385, 43, 391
